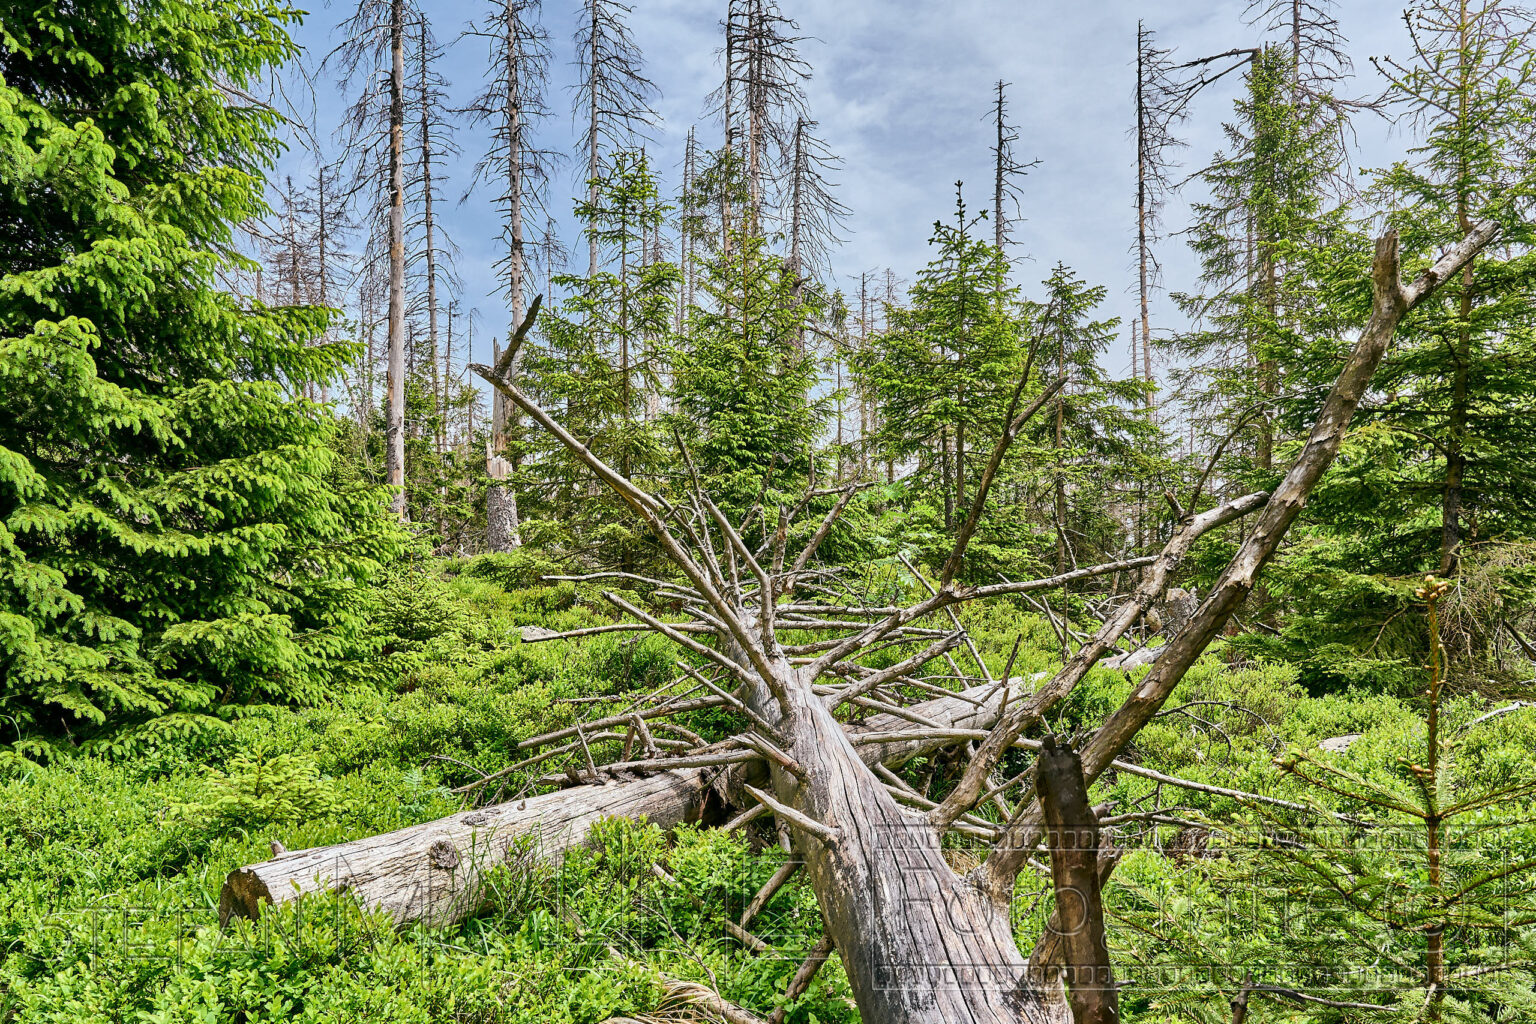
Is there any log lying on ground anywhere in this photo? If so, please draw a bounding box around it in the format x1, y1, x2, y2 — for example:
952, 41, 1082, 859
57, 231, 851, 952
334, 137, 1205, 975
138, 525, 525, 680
220, 681, 1020, 928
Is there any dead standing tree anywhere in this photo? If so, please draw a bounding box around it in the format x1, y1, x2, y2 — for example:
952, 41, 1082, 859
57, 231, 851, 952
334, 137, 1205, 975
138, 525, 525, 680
464, 0, 554, 551
332, 0, 414, 518
384, 0, 408, 517
409, 15, 461, 470
1132, 22, 1188, 419
989, 80, 1038, 254
785, 116, 847, 350
574, 0, 659, 279
720, 0, 810, 233
225, 224, 1496, 1023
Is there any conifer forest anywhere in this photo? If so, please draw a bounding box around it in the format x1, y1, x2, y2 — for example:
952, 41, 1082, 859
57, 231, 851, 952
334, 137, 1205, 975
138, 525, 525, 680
9, 0, 1536, 1020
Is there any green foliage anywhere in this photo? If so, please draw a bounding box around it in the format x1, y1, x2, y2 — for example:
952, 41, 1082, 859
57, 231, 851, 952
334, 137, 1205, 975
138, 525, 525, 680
457, 548, 568, 591
672, 232, 830, 511
3, 557, 1534, 1023
0, 0, 405, 739
400, 373, 488, 546
1365, 0, 1536, 598
1108, 585, 1536, 1022
174, 745, 337, 828
0, 566, 859, 1024
1029, 263, 1161, 572
855, 188, 1027, 533
5, 1, 1536, 1021
855, 194, 1160, 582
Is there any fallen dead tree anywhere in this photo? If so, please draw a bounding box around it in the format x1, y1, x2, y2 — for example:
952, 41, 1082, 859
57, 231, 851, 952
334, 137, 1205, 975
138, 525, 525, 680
220, 680, 1023, 928
224, 223, 1495, 1024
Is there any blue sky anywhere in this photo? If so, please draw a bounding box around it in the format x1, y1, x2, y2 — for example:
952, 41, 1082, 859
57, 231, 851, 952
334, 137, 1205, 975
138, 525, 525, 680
275, 0, 1411, 407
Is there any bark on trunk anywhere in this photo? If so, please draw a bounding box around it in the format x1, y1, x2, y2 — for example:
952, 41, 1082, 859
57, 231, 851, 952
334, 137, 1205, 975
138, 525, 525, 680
1035, 736, 1117, 1024
486, 480, 520, 551
222, 762, 714, 929
220, 683, 1019, 930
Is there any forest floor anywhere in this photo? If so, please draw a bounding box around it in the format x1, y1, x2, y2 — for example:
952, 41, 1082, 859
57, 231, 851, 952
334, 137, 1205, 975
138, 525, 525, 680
2, 555, 1527, 1023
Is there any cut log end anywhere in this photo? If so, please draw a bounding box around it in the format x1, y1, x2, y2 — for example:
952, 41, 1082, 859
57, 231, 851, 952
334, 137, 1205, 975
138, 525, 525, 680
219, 867, 273, 926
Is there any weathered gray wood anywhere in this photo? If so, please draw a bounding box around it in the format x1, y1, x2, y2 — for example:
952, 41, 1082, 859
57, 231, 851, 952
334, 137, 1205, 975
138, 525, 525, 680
1157, 586, 1198, 638
219, 683, 1019, 929
220, 764, 712, 928
746, 658, 1067, 1024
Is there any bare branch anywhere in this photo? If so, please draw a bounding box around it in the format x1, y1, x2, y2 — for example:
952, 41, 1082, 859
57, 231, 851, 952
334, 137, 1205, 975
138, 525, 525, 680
979, 223, 1502, 899
739, 860, 801, 931
602, 590, 758, 688
521, 621, 712, 643
901, 553, 993, 682
743, 785, 842, 848
824, 632, 967, 712
930, 490, 1268, 833
676, 661, 781, 737
804, 554, 1149, 679
491, 292, 543, 378
765, 934, 837, 1024
786, 483, 865, 584
470, 366, 786, 696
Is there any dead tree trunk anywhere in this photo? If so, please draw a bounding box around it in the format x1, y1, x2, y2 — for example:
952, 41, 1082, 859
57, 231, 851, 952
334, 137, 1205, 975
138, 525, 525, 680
740, 656, 1064, 1022
484, 0, 534, 552
454, 286, 1305, 1021
384, 0, 407, 518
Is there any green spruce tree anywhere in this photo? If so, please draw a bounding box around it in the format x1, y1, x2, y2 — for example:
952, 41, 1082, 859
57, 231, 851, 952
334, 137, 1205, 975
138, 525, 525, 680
1169, 43, 1350, 481
0, 0, 401, 745
528, 150, 679, 559
854, 187, 1026, 538
1033, 264, 1158, 575
671, 229, 826, 516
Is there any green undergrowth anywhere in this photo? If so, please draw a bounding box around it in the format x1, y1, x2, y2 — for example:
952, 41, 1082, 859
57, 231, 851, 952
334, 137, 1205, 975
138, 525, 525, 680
2, 554, 1534, 1022
0, 555, 854, 1023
